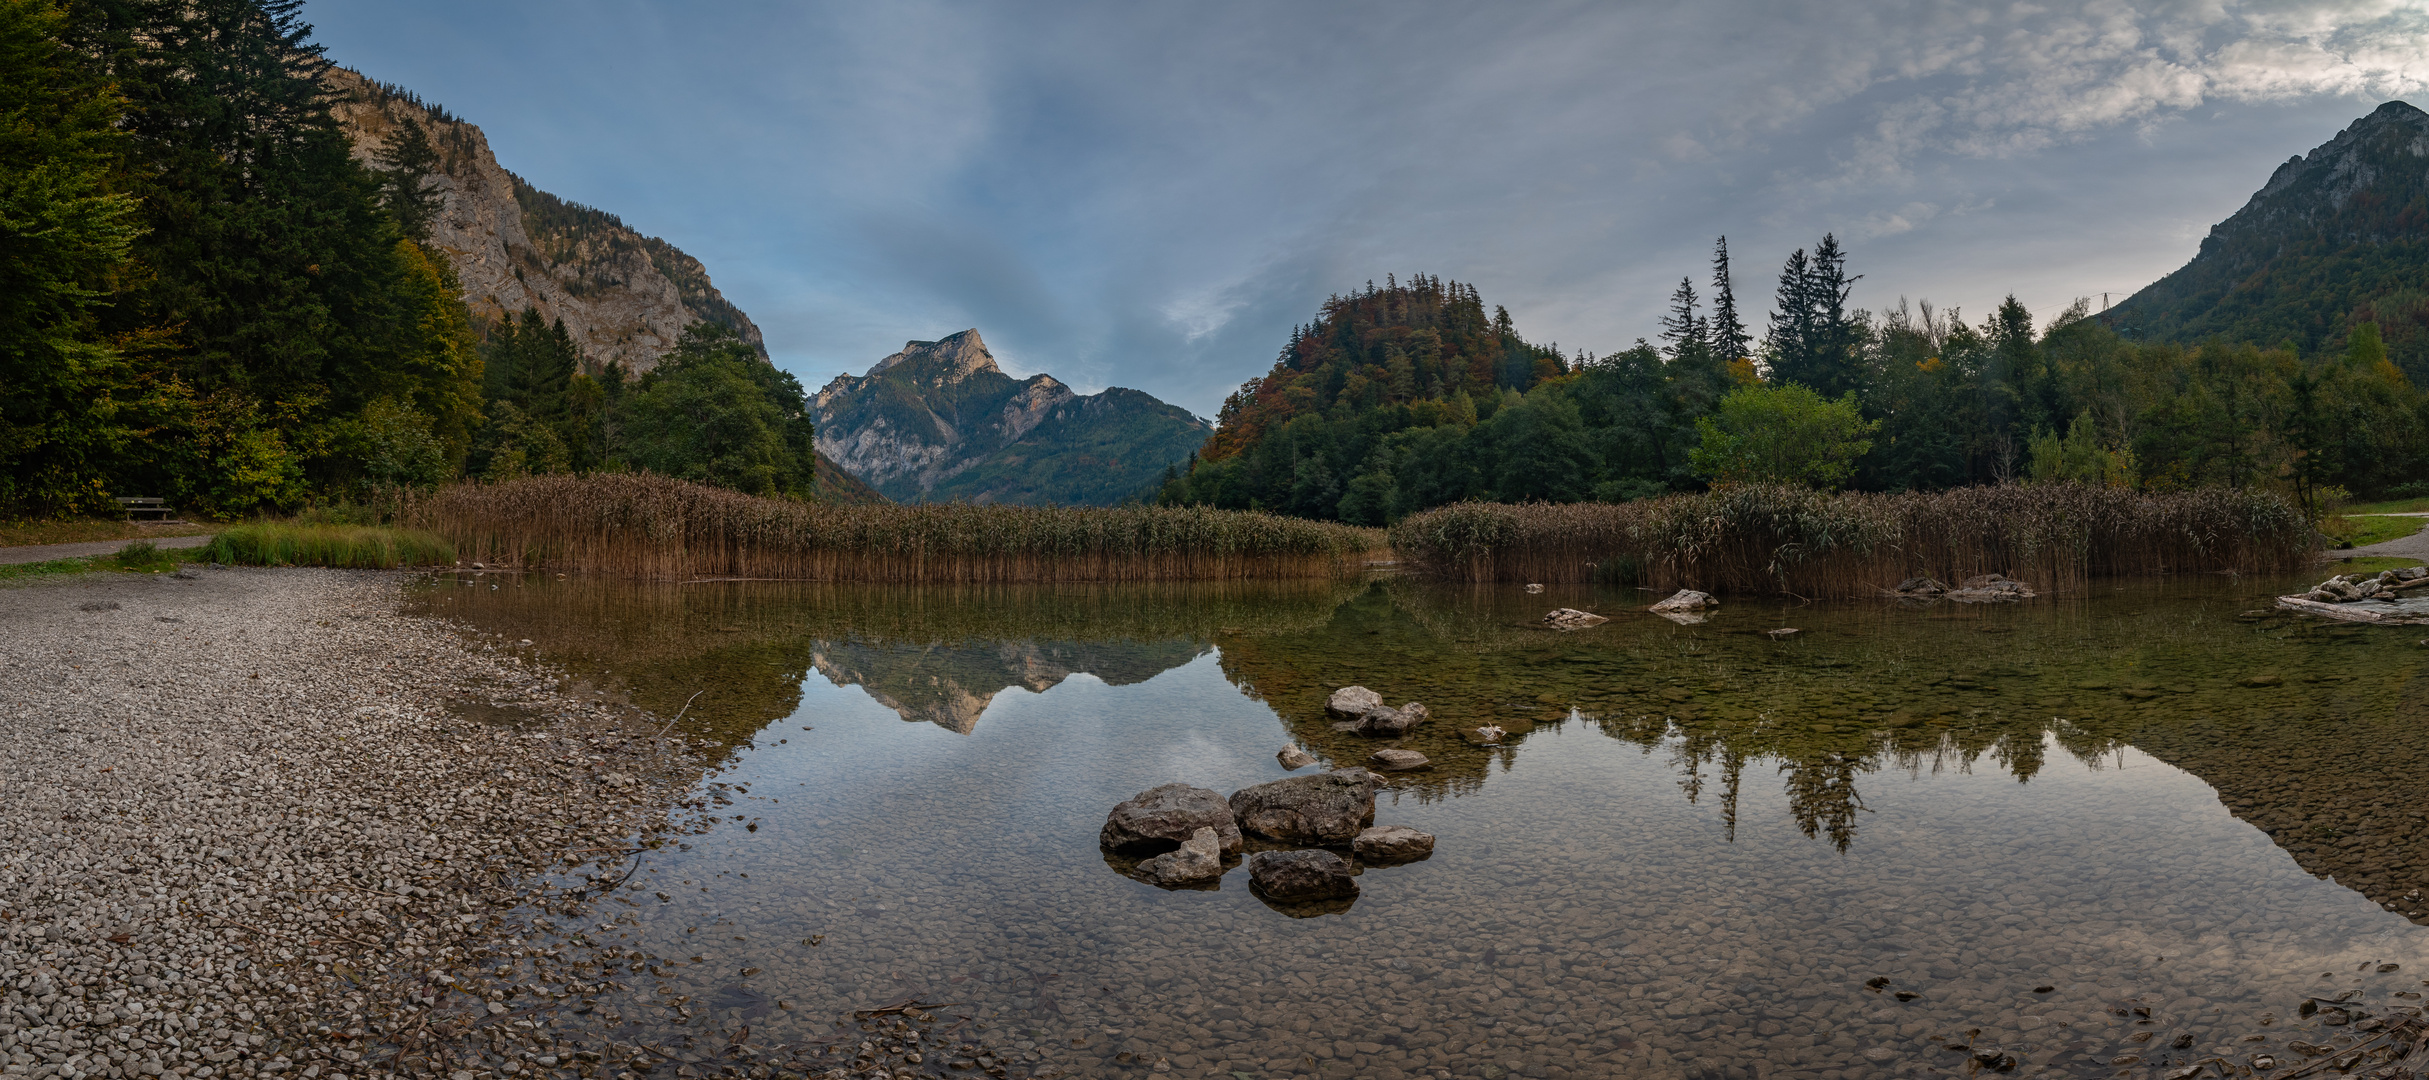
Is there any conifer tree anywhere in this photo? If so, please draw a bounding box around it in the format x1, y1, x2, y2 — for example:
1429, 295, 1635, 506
1659, 277, 1707, 363
1710, 236, 1750, 363
374, 116, 443, 242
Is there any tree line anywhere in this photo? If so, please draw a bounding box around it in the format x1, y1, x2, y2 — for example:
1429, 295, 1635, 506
1159, 238, 2423, 522
0, 0, 820, 520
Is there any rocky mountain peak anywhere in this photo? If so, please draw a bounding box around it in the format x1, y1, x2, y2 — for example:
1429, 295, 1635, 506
867, 329, 1001, 382
2107, 98, 2429, 379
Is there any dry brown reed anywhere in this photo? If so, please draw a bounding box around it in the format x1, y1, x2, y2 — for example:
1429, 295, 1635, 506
399, 473, 1384, 581
1389, 483, 2316, 596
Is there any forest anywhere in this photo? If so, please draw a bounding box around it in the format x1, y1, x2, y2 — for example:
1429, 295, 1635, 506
1157, 237, 2424, 523
0, 0, 823, 521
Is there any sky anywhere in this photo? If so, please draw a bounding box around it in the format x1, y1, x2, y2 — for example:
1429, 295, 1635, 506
306, 0, 2429, 419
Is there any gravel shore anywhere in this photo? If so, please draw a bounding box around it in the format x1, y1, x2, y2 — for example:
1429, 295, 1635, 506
0, 567, 704, 1080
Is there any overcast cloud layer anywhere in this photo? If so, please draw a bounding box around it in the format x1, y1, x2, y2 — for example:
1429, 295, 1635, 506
310, 0, 2429, 417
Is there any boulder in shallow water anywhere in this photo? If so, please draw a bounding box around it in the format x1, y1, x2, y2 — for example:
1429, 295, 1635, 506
1368, 748, 1429, 771
1136, 827, 1225, 885
1099, 783, 1242, 855
1353, 702, 1428, 736
1276, 744, 1317, 770
1543, 608, 1609, 629
1229, 768, 1377, 843
1325, 686, 1383, 718
1463, 724, 1507, 745
1524, 583, 1544, 594
1648, 590, 1717, 613
1354, 825, 1435, 863
1248, 849, 1358, 902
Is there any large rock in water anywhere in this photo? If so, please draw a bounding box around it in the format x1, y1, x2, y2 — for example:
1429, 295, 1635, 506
1099, 784, 1242, 855
1228, 769, 1377, 844
1247, 850, 1358, 901
1136, 827, 1226, 885
1326, 686, 1383, 718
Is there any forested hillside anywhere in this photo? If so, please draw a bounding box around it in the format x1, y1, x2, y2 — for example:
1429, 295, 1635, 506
0, 0, 872, 518
2109, 100, 2429, 382
1162, 232, 2426, 522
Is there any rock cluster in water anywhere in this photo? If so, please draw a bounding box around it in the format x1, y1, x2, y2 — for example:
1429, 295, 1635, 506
1326, 685, 1430, 736
1098, 767, 1434, 909
2302, 566, 2428, 602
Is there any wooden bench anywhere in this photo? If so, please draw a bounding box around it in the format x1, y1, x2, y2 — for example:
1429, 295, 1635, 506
114, 496, 174, 521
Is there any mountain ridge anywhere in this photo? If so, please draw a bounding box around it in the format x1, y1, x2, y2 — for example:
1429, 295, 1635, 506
813, 330, 1211, 505
2109, 99, 2429, 378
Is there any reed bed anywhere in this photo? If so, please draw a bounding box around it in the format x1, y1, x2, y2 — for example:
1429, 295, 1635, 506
1388, 483, 2316, 596
202, 523, 457, 568
400, 473, 1384, 581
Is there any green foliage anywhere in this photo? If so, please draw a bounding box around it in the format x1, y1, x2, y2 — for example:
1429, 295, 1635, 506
1689, 384, 1877, 489
0, 0, 486, 519
616, 322, 818, 498
201, 521, 454, 567
2027, 411, 2129, 487
0, 0, 143, 518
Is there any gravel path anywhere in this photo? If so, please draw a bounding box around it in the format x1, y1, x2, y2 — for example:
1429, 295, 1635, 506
0, 537, 215, 567
2346, 517, 2429, 561
0, 568, 706, 1080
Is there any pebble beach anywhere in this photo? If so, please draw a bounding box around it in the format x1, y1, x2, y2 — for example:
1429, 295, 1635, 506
0, 568, 706, 1080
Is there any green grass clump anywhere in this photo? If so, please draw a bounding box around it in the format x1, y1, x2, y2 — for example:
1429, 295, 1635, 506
112, 540, 179, 572
202, 524, 454, 568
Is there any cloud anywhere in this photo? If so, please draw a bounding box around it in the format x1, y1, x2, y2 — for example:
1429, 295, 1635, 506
310, 0, 2429, 419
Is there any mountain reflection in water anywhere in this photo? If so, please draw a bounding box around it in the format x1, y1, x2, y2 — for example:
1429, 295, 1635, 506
413, 569, 2429, 1078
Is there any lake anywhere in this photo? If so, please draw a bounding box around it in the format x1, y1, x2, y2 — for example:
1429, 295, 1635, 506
410, 571, 2429, 1079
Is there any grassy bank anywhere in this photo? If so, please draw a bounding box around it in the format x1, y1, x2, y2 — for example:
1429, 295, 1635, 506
401, 473, 1383, 581
1389, 483, 2315, 595
202, 523, 455, 568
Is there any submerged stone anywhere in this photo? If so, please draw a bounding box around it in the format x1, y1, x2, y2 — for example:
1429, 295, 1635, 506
1247, 849, 1357, 901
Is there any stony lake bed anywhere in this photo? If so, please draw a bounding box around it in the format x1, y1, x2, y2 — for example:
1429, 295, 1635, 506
10, 566, 2429, 1080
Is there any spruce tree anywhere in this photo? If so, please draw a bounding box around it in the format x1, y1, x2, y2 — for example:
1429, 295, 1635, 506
1767, 247, 1814, 385
1659, 277, 1707, 363
374, 116, 443, 242
1709, 236, 1750, 363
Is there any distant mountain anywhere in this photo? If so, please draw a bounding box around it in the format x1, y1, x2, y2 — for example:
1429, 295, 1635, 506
812, 330, 1212, 505
325, 68, 764, 374
2109, 100, 2429, 378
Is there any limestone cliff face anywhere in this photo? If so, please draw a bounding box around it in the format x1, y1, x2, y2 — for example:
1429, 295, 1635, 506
813, 329, 1212, 505
325, 69, 763, 373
